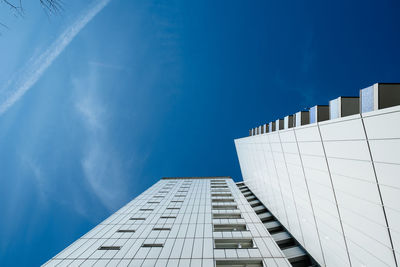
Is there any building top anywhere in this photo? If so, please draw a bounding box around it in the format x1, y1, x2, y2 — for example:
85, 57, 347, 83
248, 82, 400, 136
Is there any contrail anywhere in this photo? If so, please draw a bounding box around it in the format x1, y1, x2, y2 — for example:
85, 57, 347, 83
0, 0, 111, 115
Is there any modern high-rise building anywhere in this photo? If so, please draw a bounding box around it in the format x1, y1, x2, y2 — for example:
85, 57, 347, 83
44, 83, 400, 267
43, 177, 315, 266
236, 83, 400, 267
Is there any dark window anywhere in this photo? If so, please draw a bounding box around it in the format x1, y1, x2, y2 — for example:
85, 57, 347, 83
117, 229, 136, 233
212, 205, 237, 210
213, 224, 246, 232
98, 246, 121, 250
211, 193, 232, 197
214, 239, 254, 249
212, 213, 241, 219
139, 208, 154, 211
141, 243, 164, 248
215, 260, 263, 267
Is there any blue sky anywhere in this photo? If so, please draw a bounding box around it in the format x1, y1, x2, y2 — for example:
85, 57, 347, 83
0, 0, 399, 265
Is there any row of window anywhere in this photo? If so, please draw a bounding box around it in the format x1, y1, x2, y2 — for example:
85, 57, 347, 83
210, 180, 257, 252
98, 237, 255, 251
130, 211, 245, 222
118, 223, 246, 233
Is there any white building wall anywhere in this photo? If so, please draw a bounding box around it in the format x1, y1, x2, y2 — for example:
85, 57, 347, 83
235, 105, 400, 267
43, 177, 291, 266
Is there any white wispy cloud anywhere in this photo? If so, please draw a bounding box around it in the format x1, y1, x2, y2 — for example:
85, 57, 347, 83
73, 70, 128, 212
20, 156, 47, 202
0, 0, 111, 115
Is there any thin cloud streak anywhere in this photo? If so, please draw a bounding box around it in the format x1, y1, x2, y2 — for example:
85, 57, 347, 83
0, 0, 111, 115
73, 70, 128, 212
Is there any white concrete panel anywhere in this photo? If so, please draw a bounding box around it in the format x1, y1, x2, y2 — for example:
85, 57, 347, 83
280, 142, 299, 154
299, 218, 325, 265
334, 190, 387, 226
279, 129, 296, 142
323, 140, 371, 161
346, 239, 393, 267
297, 142, 325, 157
385, 207, 400, 254
369, 139, 400, 164
300, 154, 327, 171
269, 132, 281, 143
343, 221, 396, 266
327, 157, 377, 183
331, 173, 382, 205
294, 125, 321, 142
363, 108, 400, 139
340, 206, 391, 247
319, 115, 365, 141
374, 162, 400, 189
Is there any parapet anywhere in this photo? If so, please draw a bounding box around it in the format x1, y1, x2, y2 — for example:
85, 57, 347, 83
249, 83, 400, 135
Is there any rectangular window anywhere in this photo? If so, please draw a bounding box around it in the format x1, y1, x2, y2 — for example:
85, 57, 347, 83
141, 243, 164, 248
213, 213, 241, 219
98, 246, 121, 250
147, 201, 160, 204
214, 239, 254, 249
117, 229, 136, 233
160, 216, 176, 219
139, 208, 154, 211
153, 227, 171, 231
170, 200, 184, 203
215, 260, 263, 267
166, 207, 180, 210
213, 224, 246, 232
212, 205, 237, 210
175, 195, 186, 197
153, 196, 164, 198
130, 217, 146, 221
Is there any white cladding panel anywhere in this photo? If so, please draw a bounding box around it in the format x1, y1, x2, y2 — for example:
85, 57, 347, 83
235, 106, 400, 267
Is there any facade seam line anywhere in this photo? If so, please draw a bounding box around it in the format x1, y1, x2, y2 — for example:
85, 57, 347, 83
316, 122, 353, 267
360, 113, 398, 267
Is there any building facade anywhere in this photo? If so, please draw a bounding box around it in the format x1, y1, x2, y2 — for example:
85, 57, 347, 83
236, 83, 400, 266
43, 177, 302, 266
